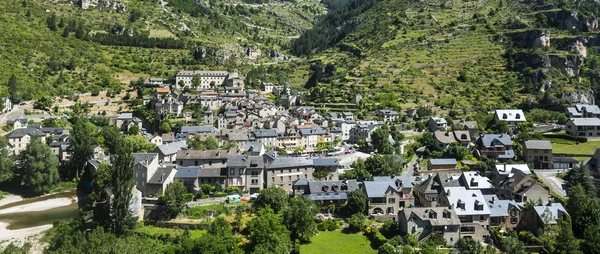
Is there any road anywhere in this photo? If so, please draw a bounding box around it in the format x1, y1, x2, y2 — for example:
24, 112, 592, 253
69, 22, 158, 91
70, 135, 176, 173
402, 155, 418, 178
0, 103, 25, 125
536, 169, 570, 197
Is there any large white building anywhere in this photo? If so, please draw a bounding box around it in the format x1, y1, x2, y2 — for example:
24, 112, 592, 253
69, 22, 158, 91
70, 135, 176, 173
175, 70, 230, 89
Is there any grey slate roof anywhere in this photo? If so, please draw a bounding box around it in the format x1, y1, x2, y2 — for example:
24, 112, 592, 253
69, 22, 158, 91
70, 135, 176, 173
400, 207, 461, 226
174, 167, 200, 178
533, 203, 569, 225
198, 168, 227, 177
483, 194, 520, 217
293, 178, 309, 186
247, 156, 265, 169
524, 140, 552, 150
373, 176, 413, 188
498, 150, 515, 159
244, 142, 264, 153
254, 129, 278, 138
312, 158, 339, 167
299, 127, 326, 136
177, 149, 231, 160
156, 140, 187, 156
570, 117, 600, 126
363, 181, 397, 198
40, 127, 64, 134
132, 153, 158, 165
575, 104, 600, 114
6, 128, 45, 139
429, 158, 458, 166
181, 125, 218, 134
148, 167, 175, 184
305, 180, 359, 194
117, 113, 133, 120
227, 155, 248, 167
478, 134, 512, 147
304, 192, 348, 201
268, 157, 313, 169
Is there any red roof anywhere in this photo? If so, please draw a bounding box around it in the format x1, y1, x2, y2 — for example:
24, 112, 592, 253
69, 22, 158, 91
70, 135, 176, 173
155, 87, 170, 93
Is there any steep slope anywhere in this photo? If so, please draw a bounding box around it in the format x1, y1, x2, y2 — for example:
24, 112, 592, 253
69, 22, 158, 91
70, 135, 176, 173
293, 0, 600, 116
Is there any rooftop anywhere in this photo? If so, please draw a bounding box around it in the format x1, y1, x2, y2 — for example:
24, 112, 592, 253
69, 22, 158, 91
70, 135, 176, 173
429, 158, 458, 166
495, 109, 526, 122
570, 117, 600, 126
524, 140, 552, 150
176, 149, 232, 160
533, 203, 569, 225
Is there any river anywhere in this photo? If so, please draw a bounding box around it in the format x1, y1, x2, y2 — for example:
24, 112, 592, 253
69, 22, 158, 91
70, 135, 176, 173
0, 190, 79, 230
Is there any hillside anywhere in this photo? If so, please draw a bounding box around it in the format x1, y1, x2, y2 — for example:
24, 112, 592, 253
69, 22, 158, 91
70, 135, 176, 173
292, 0, 600, 117
0, 0, 323, 101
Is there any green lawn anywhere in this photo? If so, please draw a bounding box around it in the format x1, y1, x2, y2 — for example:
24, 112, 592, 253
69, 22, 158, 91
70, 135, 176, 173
551, 140, 600, 155
301, 230, 376, 254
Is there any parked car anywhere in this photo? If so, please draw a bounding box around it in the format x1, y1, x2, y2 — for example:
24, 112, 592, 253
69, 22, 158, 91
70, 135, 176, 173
345, 151, 352, 154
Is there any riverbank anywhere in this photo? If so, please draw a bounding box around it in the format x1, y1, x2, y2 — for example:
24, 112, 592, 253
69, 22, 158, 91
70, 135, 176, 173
0, 191, 78, 252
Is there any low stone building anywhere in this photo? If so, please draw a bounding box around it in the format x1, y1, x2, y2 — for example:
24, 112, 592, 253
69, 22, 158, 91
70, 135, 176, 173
399, 207, 461, 246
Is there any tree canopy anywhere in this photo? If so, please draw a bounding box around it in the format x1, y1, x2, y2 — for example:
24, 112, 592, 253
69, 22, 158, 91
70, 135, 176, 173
18, 136, 60, 195
247, 207, 292, 254
253, 186, 289, 213
159, 181, 194, 219
346, 190, 367, 215
283, 196, 318, 242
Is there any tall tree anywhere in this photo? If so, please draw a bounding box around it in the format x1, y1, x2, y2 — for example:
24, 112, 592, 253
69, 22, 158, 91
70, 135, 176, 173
158, 181, 194, 219
99, 125, 121, 153
69, 117, 97, 178
193, 216, 242, 253
191, 75, 201, 89
567, 184, 600, 237
0, 137, 14, 183
582, 225, 600, 254
283, 196, 318, 242
346, 190, 367, 215
568, 166, 596, 196
46, 13, 57, 31
371, 126, 394, 154
7, 74, 20, 103
554, 217, 582, 254
108, 138, 136, 235
253, 186, 289, 213
247, 208, 292, 254
364, 154, 403, 177
18, 136, 60, 195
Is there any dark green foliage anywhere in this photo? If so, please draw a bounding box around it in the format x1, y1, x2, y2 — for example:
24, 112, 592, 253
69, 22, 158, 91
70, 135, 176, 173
582, 225, 600, 254
347, 213, 367, 232
554, 217, 582, 254
193, 216, 243, 253
455, 237, 483, 254
127, 125, 140, 135
567, 166, 596, 196
340, 158, 372, 180
372, 126, 394, 154
346, 190, 368, 215
99, 125, 122, 153
363, 154, 403, 177
283, 196, 318, 242
107, 138, 136, 235
317, 219, 339, 231
46, 13, 57, 31
253, 186, 289, 213
473, 156, 496, 177
247, 207, 292, 254
379, 220, 399, 239
567, 184, 600, 237
188, 136, 219, 150
158, 181, 194, 219
365, 227, 387, 249
18, 136, 60, 195
499, 236, 527, 254
68, 117, 97, 177
0, 137, 14, 183
443, 143, 472, 160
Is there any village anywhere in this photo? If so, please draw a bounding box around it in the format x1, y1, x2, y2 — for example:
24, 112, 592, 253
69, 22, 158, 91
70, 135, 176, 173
1, 69, 599, 252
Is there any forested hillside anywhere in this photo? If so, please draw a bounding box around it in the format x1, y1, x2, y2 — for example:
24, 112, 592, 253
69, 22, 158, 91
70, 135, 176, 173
0, 0, 323, 101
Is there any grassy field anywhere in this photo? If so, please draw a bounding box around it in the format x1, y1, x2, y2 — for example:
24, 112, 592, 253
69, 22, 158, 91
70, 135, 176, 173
300, 230, 376, 254
135, 225, 206, 239
551, 140, 600, 155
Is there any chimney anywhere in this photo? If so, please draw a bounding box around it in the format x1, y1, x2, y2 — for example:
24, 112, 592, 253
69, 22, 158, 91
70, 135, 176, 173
492, 196, 495, 203
504, 164, 507, 172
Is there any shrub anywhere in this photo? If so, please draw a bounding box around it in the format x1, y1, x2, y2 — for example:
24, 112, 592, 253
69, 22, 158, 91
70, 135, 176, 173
543, 133, 587, 143
348, 213, 367, 232
366, 227, 387, 249
317, 219, 338, 231
213, 192, 227, 197
2, 125, 13, 132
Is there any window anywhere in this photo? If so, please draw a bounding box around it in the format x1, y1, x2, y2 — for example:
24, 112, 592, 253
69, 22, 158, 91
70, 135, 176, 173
251, 179, 258, 185
480, 215, 485, 221
195, 160, 199, 166
272, 177, 275, 183
289, 176, 291, 181
135, 173, 138, 178
230, 169, 235, 175
511, 217, 518, 224
280, 177, 283, 182
239, 169, 243, 175
179, 160, 183, 165
209, 161, 212, 166
389, 198, 396, 204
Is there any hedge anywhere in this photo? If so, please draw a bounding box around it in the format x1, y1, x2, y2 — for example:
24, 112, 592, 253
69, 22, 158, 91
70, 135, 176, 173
542, 133, 587, 143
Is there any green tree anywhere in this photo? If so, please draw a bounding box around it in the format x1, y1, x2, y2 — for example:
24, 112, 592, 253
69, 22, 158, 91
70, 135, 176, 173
248, 208, 292, 254
253, 186, 289, 213
491, 121, 509, 134
372, 126, 394, 154
276, 148, 288, 156
47, 13, 57, 31
378, 243, 396, 254
567, 184, 600, 237
500, 236, 526, 254
554, 217, 582, 254
283, 196, 318, 242
191, 75, 201, 89
455, 237, 483, 254
69, 117, 97, 178
99, 126, 122, 153
158, 181, 194, 219
34, 96, 53, 110
0, 137, 14, 183
444, 143, 472, 160
347, 213, 367, 232
346, 190, 367, 215
160, 121, 172, 133
127, 125, 140, 135
188, 136, 219, 150
193, 216, 242, 253
18, 136, 60, 195
357, 139, 368, 151
568, 166, 596, 196
124, 135, 156, 153
340, 158, 372, 180
364, 154, 403, 176
108, 138, 136, 235
582, 225, 600, 254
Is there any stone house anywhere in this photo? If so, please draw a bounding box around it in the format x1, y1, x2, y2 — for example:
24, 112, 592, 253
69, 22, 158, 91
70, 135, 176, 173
494, 109, 526, 129
439, 187, 490, 242
378, 109, 399, 123
483, 194, 521, 230
145, 166, 176, 199
523, 140, 553, 169
349, 123, 379, 144
565, 118, 600, 137
427, 159, 459, 171
476, 134, 515, 160
427, 117, 448, 132
6, 128, 46, 155
292, 179, 359, 210
524, 203, 569, 235
176, 149, 231, 168
363, 176, 413, 221
265, 157, 339, 192
433, 131, 471, 150
497, 170, 550, 203
399, 207, 461, 246
491, 164, 531, 185
565, 104, 600, 118
226, 155, 265, 194
154, 140, 187, 164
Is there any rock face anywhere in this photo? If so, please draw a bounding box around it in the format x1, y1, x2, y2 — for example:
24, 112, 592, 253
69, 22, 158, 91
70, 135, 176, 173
549, 55, 584, 77
562, 90, 596, 105
544, 10, 598, 32
507, 30, 550, 48
78, 0, 126, 13
193, 44, 245, 65
571, 39, 588, 57
266, 48, 288, 61
245, 46, 261, 60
